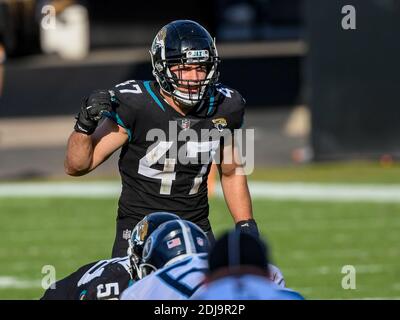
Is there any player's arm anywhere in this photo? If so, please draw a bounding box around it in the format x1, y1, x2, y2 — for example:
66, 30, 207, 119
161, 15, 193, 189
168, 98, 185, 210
217, 140, 259, 237
64, 90, 128, 176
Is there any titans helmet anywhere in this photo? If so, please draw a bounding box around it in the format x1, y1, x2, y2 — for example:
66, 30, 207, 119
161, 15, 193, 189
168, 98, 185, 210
149, 20, 220, 107
138, 220, 209, 278
128, 212, 181, 259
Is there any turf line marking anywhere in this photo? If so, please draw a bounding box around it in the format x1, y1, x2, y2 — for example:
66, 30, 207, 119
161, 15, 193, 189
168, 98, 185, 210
0, 182, 400, 203
283, 264, 386, 276
0, 277, 42, 289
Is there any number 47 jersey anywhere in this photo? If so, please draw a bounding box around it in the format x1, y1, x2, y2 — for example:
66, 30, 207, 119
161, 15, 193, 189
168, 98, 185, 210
105, 80, 246, 230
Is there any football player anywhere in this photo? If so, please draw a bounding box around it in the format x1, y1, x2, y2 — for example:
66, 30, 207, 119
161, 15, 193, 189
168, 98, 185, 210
41, 212, 180, 300
64, 20, 259, 258
192, 230, 304, 300
121, 219, 209, 300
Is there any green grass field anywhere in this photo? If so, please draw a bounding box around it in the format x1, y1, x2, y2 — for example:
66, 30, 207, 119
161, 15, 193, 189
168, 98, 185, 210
1, 195, 399, 300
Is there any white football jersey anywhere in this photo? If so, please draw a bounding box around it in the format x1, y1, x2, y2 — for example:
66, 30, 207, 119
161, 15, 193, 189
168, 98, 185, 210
191, 274, 304, 300
121, 253, 208, 300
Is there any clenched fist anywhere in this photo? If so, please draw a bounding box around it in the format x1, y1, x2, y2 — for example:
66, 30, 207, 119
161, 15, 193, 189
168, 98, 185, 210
74, 90, 113, 135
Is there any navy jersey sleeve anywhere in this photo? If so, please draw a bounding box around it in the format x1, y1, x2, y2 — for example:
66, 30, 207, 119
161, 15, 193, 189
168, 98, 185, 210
228, 90, 246, 130
103, 80, 145, 141
79, 263, 132, 300
40, 262, 97, 300
214, 84, 246, 132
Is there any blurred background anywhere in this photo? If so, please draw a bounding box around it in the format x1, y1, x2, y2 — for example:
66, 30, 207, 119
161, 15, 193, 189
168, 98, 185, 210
0, 0, 399, 299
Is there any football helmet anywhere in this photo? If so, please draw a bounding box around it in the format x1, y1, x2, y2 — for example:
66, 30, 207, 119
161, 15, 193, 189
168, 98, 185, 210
128, 212, 181, 277
149, 20, 220, 107
138, 220, 209, 279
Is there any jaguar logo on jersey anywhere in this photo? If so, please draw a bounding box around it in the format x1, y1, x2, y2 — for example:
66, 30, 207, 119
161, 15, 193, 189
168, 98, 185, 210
122, 229, 132, 241
212, 118, 228, 132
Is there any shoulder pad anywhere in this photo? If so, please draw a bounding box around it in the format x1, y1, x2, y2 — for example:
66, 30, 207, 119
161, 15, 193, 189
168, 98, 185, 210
110, 80, 146, 107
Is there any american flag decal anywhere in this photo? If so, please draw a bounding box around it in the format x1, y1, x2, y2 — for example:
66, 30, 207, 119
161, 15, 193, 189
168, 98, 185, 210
167, 237, 182, 249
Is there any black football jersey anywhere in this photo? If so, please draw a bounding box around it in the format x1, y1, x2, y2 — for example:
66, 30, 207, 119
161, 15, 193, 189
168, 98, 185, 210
105, 80, 245, 230
41, 257, 134, 300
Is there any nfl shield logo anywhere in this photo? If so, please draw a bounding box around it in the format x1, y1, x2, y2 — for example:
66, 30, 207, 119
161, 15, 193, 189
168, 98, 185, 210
197, 237, 204, 247
181, 119, 191, 130
122, 229, 132, 240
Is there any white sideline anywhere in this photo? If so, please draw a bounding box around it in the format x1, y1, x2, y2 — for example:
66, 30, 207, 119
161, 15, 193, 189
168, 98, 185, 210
0, 181, 400, 203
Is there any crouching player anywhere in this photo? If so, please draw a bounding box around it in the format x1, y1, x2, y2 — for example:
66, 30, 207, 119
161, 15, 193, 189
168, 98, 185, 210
41, 212, 180, 300
192, 230, 304, 300
121, 220, 209, 300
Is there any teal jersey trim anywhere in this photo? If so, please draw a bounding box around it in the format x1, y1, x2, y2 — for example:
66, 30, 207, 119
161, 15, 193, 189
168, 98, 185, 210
103, 111, 132, 142
143, 81, 165, 111
207, 94, 215, 116
79, 289, 88, 300
239, 118, 244, 129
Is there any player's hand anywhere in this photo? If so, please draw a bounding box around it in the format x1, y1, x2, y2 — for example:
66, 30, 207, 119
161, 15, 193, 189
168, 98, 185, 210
74, 90, 112, 135
235, 219, 259, 238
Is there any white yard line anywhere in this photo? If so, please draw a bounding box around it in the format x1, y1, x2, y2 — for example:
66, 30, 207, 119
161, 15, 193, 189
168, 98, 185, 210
0, 182, 400, 203
233, 182, 400, 203
0, 182, 122, 198
283, 264, 388, 277
0, 277, 41, 289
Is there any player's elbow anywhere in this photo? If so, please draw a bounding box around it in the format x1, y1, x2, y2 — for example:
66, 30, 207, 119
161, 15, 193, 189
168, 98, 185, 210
64, 160, 90, 176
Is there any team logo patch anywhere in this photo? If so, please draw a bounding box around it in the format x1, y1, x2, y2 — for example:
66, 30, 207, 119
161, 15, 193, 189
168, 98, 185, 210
122, 229, 132, 241
212, 118, 228, 132
151, 27, 167, 55
138, 220, 149, 241
180, 119, 191, 130
143, 236, 153, 260
167, 237, 182, 249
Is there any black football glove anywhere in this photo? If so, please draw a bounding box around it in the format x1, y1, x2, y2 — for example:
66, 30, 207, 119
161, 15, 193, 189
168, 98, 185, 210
236, 219, 260, 238
74, 90, 112, 135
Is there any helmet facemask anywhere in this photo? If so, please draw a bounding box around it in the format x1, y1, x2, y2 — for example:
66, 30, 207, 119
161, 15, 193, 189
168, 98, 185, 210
137, 263, 157, 279
150, 42, 221, 107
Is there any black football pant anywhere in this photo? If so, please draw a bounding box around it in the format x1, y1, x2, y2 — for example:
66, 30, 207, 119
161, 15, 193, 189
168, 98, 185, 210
111, 216, 216, 258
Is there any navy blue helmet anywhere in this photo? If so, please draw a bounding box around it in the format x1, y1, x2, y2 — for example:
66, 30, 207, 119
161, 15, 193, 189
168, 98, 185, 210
128, 212, 181, 258
149, 20, 220, 106
138, 220, 209, 278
